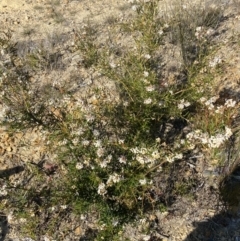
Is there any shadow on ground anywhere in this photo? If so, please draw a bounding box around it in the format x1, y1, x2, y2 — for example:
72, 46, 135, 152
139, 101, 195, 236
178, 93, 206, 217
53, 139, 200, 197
184, 211, 240, 241
0, 213, 7, 241
185, 164, 240, 241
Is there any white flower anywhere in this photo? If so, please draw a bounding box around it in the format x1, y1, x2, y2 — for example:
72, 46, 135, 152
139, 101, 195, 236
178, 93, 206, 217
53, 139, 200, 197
84, 158, 90, 166
225, 99, 236, 108
144, 98, 152, 105
178, 99, 190, 110
130, 147, 138, 154
144, 54, 151, 59
107, 173, 121, 186
140, 148, 147, 154
195, 26, 205, 40
60, 205, 67, 209
204, 96, 218, 110
139, 218, 147, 224
76, 162, 83, 170
208, 134, 225, 148
143, 71, 149, 77
200, 134, 209, 144
209, 56, 222, 68
145, 85, 155, 92
80, 214, 86, 220
163, 23, 169, 29
155, 137, 161, 143
85, 114, 95, 123
158, 101, 164, 106
24, 238, 35, 241
196, 26, 203, 32
132, 5, 138, 11
100, 160, 108, 168
166, 155, 174, 163
59, 138, 68, 146
123, 101, 129, 107
136, 155, 145, 165
205, 96, 218, 105
0, 185, 8, 196
139, 179, 147, 185
7, 212, 14, 223
19, 218, 27, 223
109, 61, 116, 68
158, 29, 164, 35
44, 236, 53, 241
151, 150, 160, 159
199, 97, 207, 103
94, 140, 102, 147
225, 126, 232, 138
142, 235, 151, 241
182, 4, 187, 9
142, 78, 150, 84
215, 106, 224, 114
97, 147, 105, 157
98, 183, 107, 196
118, 139, 125, 144
93, 129, 100, 136
206, 28, 215, 36
72, 138, 79, 145
75, 127, 84, 136
118, 156, 127, 164
174, 153, 183, 160
82, 140, 90, 146
0, 104, 9, 121
100, 155, 112, 168
147, 159, 155, 168
106, 154, 112, 162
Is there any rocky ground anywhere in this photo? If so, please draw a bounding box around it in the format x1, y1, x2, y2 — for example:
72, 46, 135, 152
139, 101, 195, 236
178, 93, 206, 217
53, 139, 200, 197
0, 0, 240, 240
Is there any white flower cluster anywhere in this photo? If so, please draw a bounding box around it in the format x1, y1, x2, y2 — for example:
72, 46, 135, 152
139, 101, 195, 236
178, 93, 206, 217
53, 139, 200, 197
97, 173, 123, 196
139, 178, 147, 185
200, 96, 218, 110
200, 96, 237, 112
76, 162, 83, 170
98, 182, 107, 196
145, 85, 155, 92
225, 99, 236, 108
166, 153, 183, 163
131, 147, 160, 167
143, 71, 149, 77
144, 54, 151, 59
186, 126, 232, 148
0, 104, 9, 121
118, 155, 127, 164
0, 184, 8, 196
209, 56, 222, 68
107, 173, 122, 186
195, 26, 215, 41
144, 98, 152, 105
178, 99, 190, 110
100, 154, 112, 168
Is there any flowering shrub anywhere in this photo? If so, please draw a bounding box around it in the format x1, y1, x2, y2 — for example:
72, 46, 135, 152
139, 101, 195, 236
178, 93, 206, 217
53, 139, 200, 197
0, 0, 237, 240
